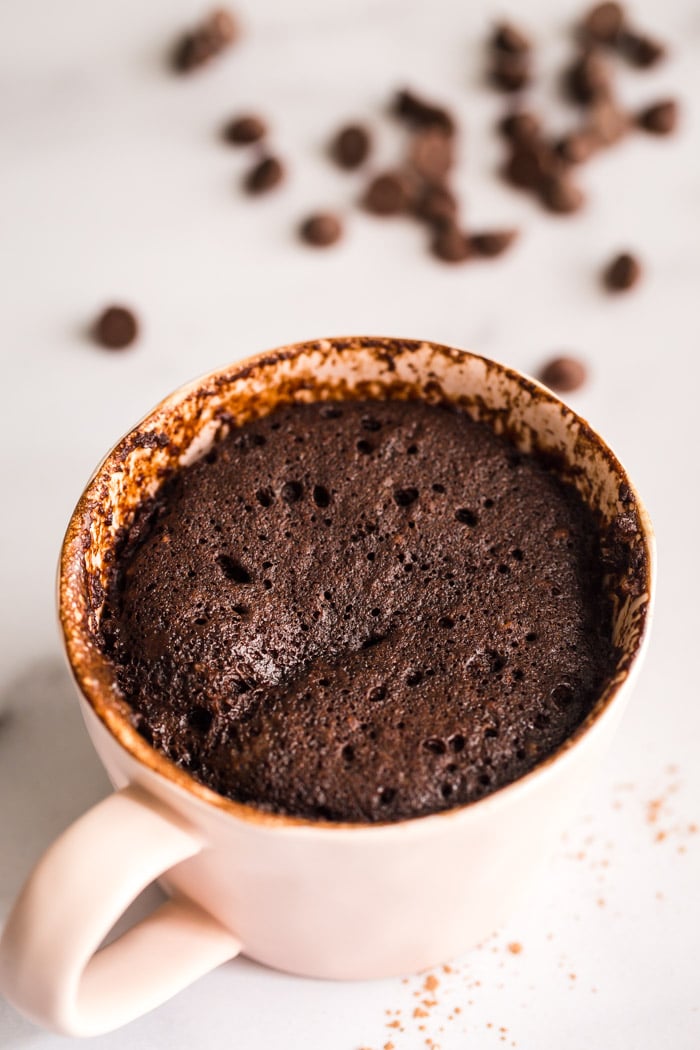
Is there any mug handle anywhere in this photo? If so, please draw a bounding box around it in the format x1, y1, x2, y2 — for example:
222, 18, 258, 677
0, 785, 241, 1036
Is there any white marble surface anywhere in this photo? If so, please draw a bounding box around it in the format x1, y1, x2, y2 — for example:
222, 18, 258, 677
1, 0, 699, 1046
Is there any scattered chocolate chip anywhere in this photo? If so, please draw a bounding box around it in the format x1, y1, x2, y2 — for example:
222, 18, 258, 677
407, 128, 455, 182
490, 52, 532, 93
431, 223, 471, 263
363, 172, 411, 216
580, 2, 625, 45
618, 30, 666, 68
224, 114, 266, 145
539, 173, 585, 214
603, 252, 642, 291
470, 230, 519, 257
393, 89, 455, 134
244, 155, 284, 194
413, 184, 458, 227
564, 50, 611, 105
589, 96, 629, 146
539, 356, 588, 393
504, 139, 562, 190
94, 306, 139, 350
499, 110, 541, 142
503, 147, 541, 190
331, 124, 372, 169
637, 99, 679, 135
173, 8, 238, 73
492, 21, 532, 54
555, 128, 599, 164
299, 212, 343, 247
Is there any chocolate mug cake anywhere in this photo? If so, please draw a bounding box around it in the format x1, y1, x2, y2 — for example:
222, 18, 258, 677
98, 392, 640, 823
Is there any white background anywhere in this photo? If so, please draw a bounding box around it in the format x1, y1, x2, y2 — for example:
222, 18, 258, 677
1, 0, 699, 1047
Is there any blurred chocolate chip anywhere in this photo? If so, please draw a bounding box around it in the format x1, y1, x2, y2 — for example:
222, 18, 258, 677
299, 212, 343, 247
555, 128, 599, 163
244, 155, 284, 194
504, 139, 562, 189
490, 52, 532, 92
580, 2, 626, 45
431, 223, 471, 263
603, 252, 642, 292
637, 99, 678, 135
173, 8, 238, 73
224, 114, 266, 145
564, 50, 611, 104
331, 124, 371, 169
539, 174, 585, 214
94, 306, 139, 350
413, 184, 458, 227
492, 21, 532, 54
539, 356, 587, 392
393, 89, 456, 134
407, 128, 455, 182
363, 172, 411, 216
504, 148, 540, 189
499, 110, 541, 142
470, 229, 519, 257
618, 30, 666, 68
589, 97, 629, 146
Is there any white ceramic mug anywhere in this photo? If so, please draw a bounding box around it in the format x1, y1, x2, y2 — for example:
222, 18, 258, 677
0, 338, 655, 1036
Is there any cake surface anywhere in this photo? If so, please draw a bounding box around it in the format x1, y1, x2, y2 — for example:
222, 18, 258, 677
100, 398, 616, 822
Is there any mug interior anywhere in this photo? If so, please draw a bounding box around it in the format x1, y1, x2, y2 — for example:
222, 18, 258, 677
59, 337, 653, 826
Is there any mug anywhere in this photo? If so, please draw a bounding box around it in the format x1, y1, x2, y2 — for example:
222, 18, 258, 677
0, 337, 655, 1036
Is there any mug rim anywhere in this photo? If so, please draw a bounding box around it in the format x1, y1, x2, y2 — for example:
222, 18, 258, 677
59, 336, 656, 833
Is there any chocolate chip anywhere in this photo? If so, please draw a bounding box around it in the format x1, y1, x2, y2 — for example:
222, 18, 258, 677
470, 230, 519, 257
637, 99, 679, 135
431, 223, 471, 263
589, 97, 629, 146
224, 114, 266, 145
538, 174, 585, 214
393, 89, 455, 134
413, 184, 458, 227
618, 30, 665, 68
490, 52, 532, 93
173, 8, 238, 73
504, 139, 563, 190
603, 252, 642, 292
94, 306, 139, 350
555, 128, 599, 164
331, 124, 371, 169
580, 3, 625, 45
244, 155, 284, 194
564, 50, 611, 105
539, 356, 588, 393
299, 212, 343, 247
499, 110, 541, 142
492, 21, 532, 54
407, 129, 454, 182
363, 172, 410, 216
504, 142, 550, 189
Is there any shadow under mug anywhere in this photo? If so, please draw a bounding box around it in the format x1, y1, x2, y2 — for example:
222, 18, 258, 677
0, 338, 655, 1036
